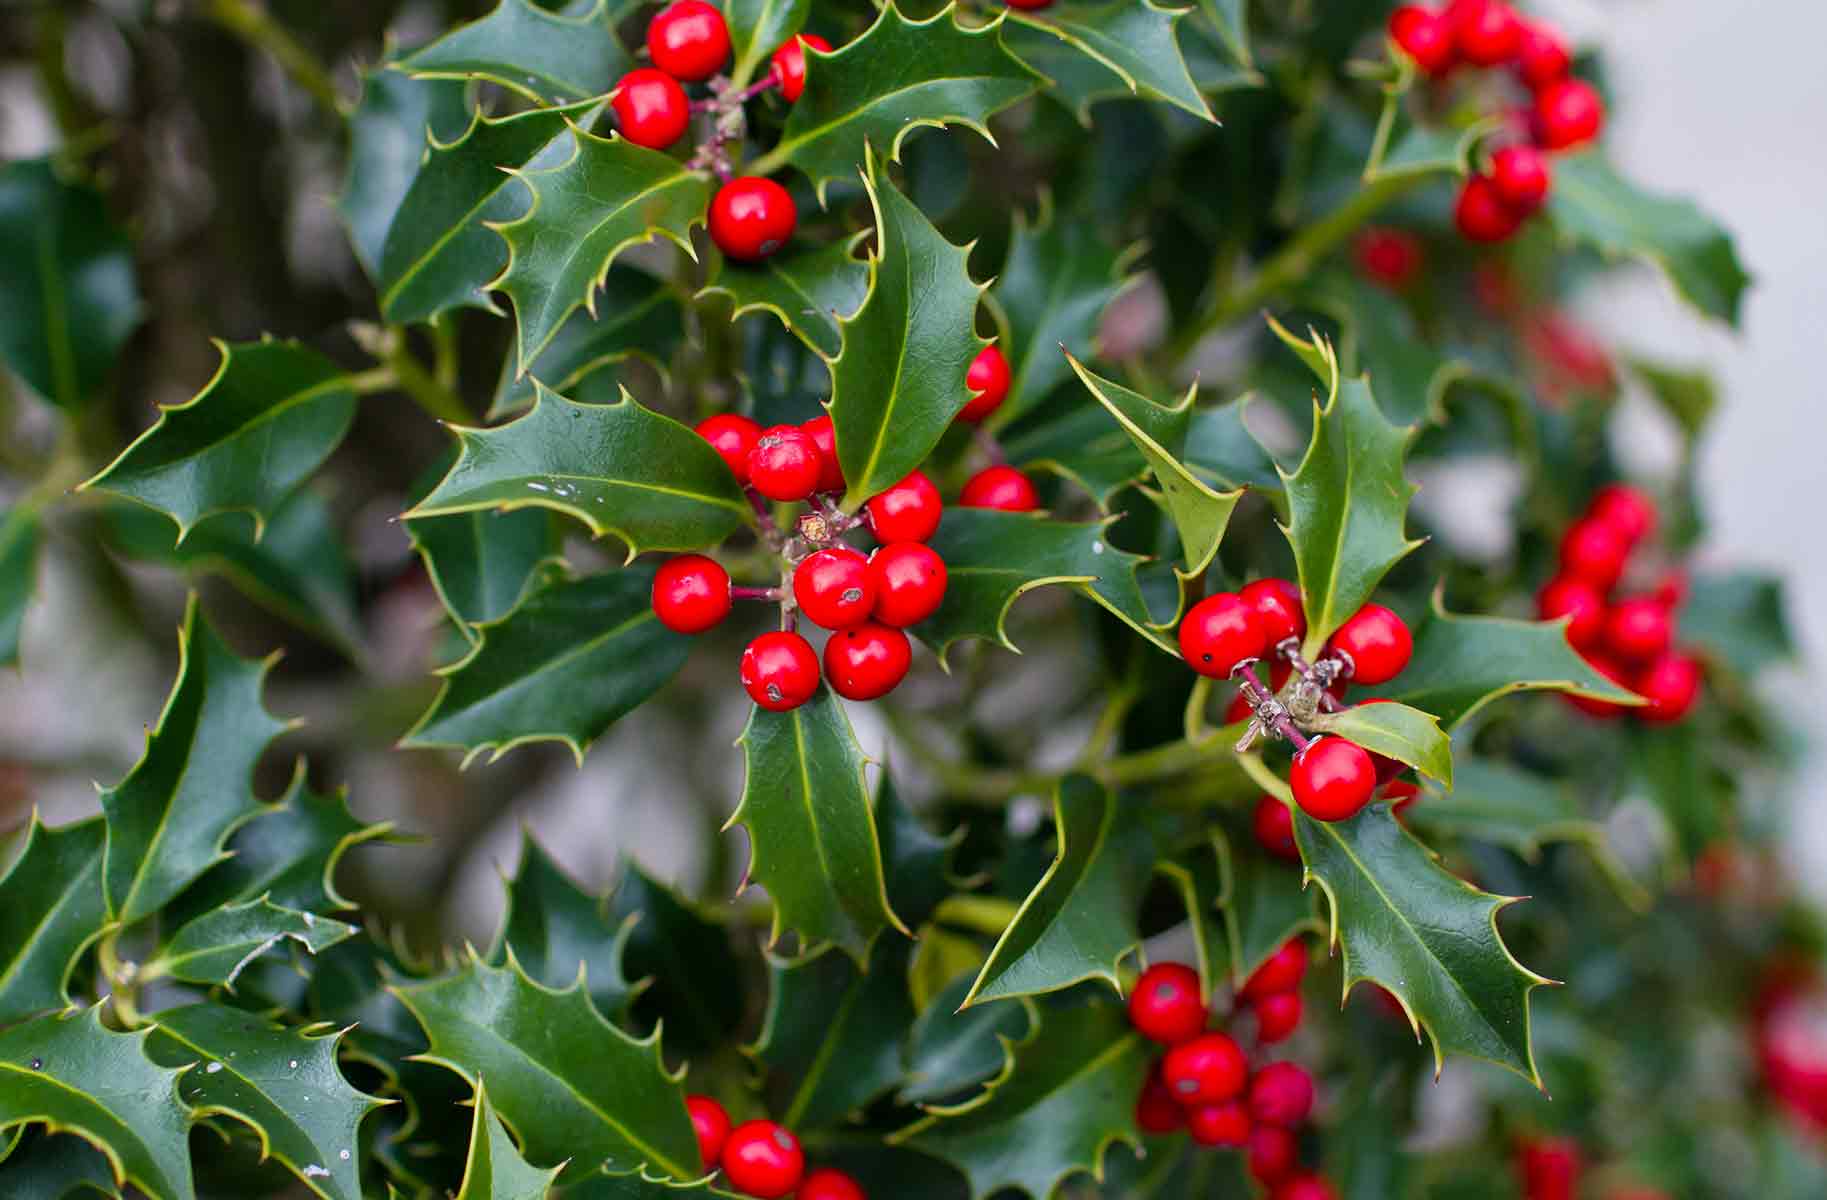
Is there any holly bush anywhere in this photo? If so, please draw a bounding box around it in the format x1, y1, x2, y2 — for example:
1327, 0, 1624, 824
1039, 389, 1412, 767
0, 0, 1813, 1197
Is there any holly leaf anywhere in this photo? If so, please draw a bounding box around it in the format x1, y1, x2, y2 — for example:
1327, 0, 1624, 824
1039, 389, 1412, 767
0, 816, 106, 1025
0, 504, 40, 669
148, 1003, 386, 1200
896, 1002, 1151, 1200
455, 1080, 562, 1200
699, 232, 870, 360
1183, 395, 1285, 497
1001, 1, 1213, 122
1002, 391, 1150, 508
398, 0, 631, 104
899, 969, 1036, 1107
764, 4, 1040, 202
1309, 701, 1452, 787
1362, 73, 1487, 184
491, 266, 686, 419
1681, 571, 1795, 677
101, 596, 291, 926
1198, 0, 1250, 67
1548, 152, 1750, 326
875, 774, 958, 930
1385, 592, 1643, 729
492, 127, 711, 371
146, 898, 354, 990
402, 565, 690, 766
733, 688, 907, 964
1303, 271, 1457, 427
605, 861, 742, 1053
725, 0, 808, 87
79, 340, 356, 542
405, 490, 560, 637
392, 954, 700, 1184
0, 1129, 120, 1199
1408, 758, 1619, 869
404, 385, 751, 559
828, 149, 988, 509
337, 66, 471, 281
1215, 822, 1320, 987
489, 833, 638, 1020
1293, 803, 1550, 1085
0, 160, 140, 410
1066, 356, 1240, 579
0, 1008, 194, 1200
962, 776, 1153, 1008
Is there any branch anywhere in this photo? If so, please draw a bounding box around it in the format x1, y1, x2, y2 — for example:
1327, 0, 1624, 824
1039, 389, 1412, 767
204, 0, 342, 116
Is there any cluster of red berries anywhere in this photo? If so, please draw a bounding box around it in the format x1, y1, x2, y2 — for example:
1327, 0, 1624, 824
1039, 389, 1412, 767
686, 1096, 862, 1199
1128, 948, 1338, 1200
1535, 484, 1703, 723
1387, 1, 1605, 244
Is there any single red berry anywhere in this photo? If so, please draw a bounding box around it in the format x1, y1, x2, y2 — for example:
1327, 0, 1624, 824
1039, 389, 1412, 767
1241, 939, 1307, 1001
1538, 576, 1607, 650
747, 424, 823, 501
1160, 1033, 1248, 1106
1135, 1068, 1186, 1134
1534, 78, 1604, 150
1635, 652, 1701, 724
1003, 0, 1054, 9
1558, 517, 1629, 592
1290, 737, 1377, 822
1562, 652, 1631, 719
1518, 1137, 1581, 1200
1248, 1062, 1315, 1128
1449, 0, 1521, 66
1387, 5, 1456, 76
800, 414, 845, 494
611, 68, 690, 149
720, 1120, 805, 1199
1353, 227, 1424, 290
1604, 596, 1672, 663
652, 555, 732, 634
1589, 482, 1657, 545
1241, 578, 1306, 647
865, 471, 942, 543
710, 176, 797, 263
868, 543, 946, 627
647, 0, 730, 81
1273, 1174, 1342, 1200
1253, 795, 1300, 862
824, 622, 912, 701
1328, 604, 1412, 685
1179, 593, 1268, 679
1515, 21, 1570, 89
1383, 778, 1421, 816
740, 632, 820, 712
959, 465, 1039, 512
1455, 174, 1524, 243
960, 344, 1012, 423
1653, 570, 1688, 612
687, 1094, 731, 1170
1248, 1124, 1300, 1186
796, 1167, 865, 1200
794, 547, 875, 630
1490, 144, 1551, 213
769, 33, 831, 103
1253, 991, 1303, 1044
1188, 1099, 1251, 1148
697, 413, 762, 482
1128, 962, 1207, 1045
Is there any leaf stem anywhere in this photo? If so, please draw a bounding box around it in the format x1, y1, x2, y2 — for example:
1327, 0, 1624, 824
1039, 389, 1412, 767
95, 929, 145, 1029
204, 0, 343, 117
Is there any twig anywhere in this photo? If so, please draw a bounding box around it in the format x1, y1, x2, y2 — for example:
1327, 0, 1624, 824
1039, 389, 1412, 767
204, 0, 343, 116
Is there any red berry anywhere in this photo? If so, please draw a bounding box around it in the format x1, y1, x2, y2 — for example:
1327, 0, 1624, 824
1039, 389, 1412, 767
747, 424, 823, 501
1388, 5, 1456, 76
1490, 145, 1551, 213
1179, 593, 1267, 679
1241, 578, 1306, 647
1248, 1125, 1300, 1186
1449, 0, 1521, 66
1253, 795, 1300, 862
1559, 517, 1629, 592
1248, 1062, 1315, 1128
720, 1120, 805, 1199
1128, 962, 1207, 1045
1290, 737, 1376, 822
823, 622, 911, 701
1537, 576, 1606, 650
1135, 1068, 1185, 1134
1589, 482, 1657, 545
697, 413, 762, 482
865, 471, 942, 543
709, 177, 797, 264
1515, 21, 1571, 89
960, 344, 1012, 423
740, 632, 820, 712
1241, 939, 1307, 1001
959, 465, 1039, 512
1604, 596, 1672, 663
800, 414, 845, 494
1562, 652, 1631, 719
1653, 570, 1688, 612
1188, 1099, 1251, 1147
794, 547, 875, 630
687, 1094, 731, 1170
1354, 227, 1424, 290
769, 33, 831, 103
647, 0, 730, 81
1534, 78, 1604, 150
652, 555, 732, 634
611, 68, 690, 149
1160, 1033, 1248, 1106
1383, 778, 1421, 816
1328, 604, 1412, 685
1273, 1174, 1342, 1200
868, 543, 947, 628
1455, 174, 1523, 243
1518, 1137, 1581, 1200
796, 1167, 865, 1200
1253, 991, 1303, 1044
1003, 0, 1054, 9
1635, 652, 1701, 724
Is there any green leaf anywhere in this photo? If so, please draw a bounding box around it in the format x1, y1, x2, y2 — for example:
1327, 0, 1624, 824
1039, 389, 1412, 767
379, 102, 595, 326
455, 1080, 562, 1200
1293, 803, 1549, 1085
1310, 701, 1452, 786
1002, 392, 1149, 508
0, 504, 40, 667
1183, 395, 1284, 496
80, 340, 356, 542
1214, 822, 1320, 988
733, 688, 906, 964
492, 127, 711, 372
1197, 0, 1250, 66
337, 66, 470, 280
0, 1008, 194, 1200
1066, 356, 1240, 578
605, 861, 742, 1052
962, 776, 1152, 1007
725, 0, 808, 88
405, 505, 559, 637
1363, 80, 1486, 184
402, 565, 690, 766
101, 596, 291, 925
146, 898, 353, 990
1002, 1, 1213, 122
0, 816, 106, 1024
897, 1002, 1150, 1200
148, 1003, 386, 1200
1627, 356, 1718, 443
829, 150, 989, 509
0, 160, 140, 410
1303, 271, 1456, 427
404, 385, 751, 558
899, 970, 1035, 1107
491, 266, 686, 419
392, 954, 700, 1184
1681, 571, 1795, 677
399, 0, 631, 104
1154, 833, 1231, 1003
1547, 151, 1751, 325
764, 4, 1040, 202
875, 774, 958, 929
490, 834, 637, 1020
1385, 592, 1643, 729
1407, 758, 1601, 862
699, 233, 870, 360
0, 1129, 119, 1199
